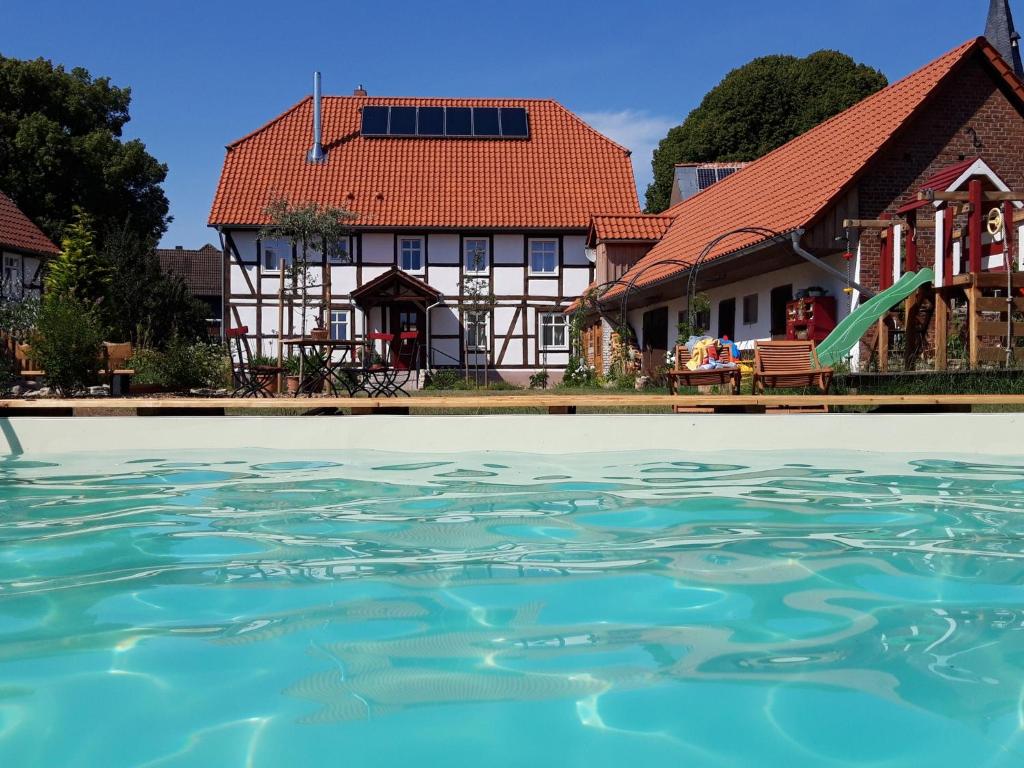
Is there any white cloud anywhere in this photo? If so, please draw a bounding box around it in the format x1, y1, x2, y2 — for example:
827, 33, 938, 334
578, 109, 677, 197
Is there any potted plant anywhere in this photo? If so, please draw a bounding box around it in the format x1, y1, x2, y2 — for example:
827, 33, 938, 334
310, 314, 329, 340
283, 356, 302, 393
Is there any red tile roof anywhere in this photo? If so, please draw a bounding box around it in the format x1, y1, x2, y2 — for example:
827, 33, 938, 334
588, 214, 673, 244
606, 38, 1023, 301
209, 97, 640, 230
0, 191, 60, 257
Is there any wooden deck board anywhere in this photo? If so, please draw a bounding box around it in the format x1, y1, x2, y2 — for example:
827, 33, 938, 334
0, 394, 1023, 413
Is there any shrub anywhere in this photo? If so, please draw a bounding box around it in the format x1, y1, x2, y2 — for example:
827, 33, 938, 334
529, 370, 549, 389
561, 355, 597, 387
31, 295, 105, 395
129, 339, 230, 390
424, 369, 466, 390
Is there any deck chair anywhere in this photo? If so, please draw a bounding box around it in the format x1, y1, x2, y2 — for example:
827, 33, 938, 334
752, 340, 833, 394
227, 326, 281, 397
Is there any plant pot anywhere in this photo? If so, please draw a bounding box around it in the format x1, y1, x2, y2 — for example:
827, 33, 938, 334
286, 375, 301, 394
310, 328, 329, 340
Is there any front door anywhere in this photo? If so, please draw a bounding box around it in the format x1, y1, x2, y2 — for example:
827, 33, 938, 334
717, 298, 736, 340
389, 302, 425, 369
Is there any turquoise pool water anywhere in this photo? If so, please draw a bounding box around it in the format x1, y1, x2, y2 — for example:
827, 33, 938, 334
1, 449, 1023, 766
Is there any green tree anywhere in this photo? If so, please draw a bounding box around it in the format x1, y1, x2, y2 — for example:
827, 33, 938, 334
645, 50, 887, 213
0, 55, 169, 243
31, 294, 105, 395
100, 225, 209, 347
45, 209, 110, 301
259, 197, 356, 335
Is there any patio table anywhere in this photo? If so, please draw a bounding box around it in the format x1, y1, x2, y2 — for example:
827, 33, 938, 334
281, 338, 364, 397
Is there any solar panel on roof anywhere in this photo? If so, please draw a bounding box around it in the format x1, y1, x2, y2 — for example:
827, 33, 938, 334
696, 168, 718, 189
717, 167, 736, 180
472, 107, 500, 136
445, 107, 472, 136
361, 104, 530, 139
389, 106, 416, 135
499, 107, 529, 137
360, 106, 389, 135
417, 107, 444, 136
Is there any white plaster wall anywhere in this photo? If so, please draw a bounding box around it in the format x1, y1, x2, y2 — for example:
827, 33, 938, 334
563, 235, 588, 266
562, 267, 591, 297
527, 279, 559, 298
232, 231, 259, 261
629, 255, 850, 349
362, 234, 394, 264
432, 338, 461, 367
493, 235, 524, 264
429, 266, 460, 296
494, 267, 522, 296
330, 266, 359, 295
361, 265, 391, 283
430, 306, 460, 335
428, 234, 459, 265
230, 263, 255, 295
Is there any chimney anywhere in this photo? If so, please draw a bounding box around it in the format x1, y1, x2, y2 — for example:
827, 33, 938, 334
307, 71, 326, 163
353, 84, 367, 96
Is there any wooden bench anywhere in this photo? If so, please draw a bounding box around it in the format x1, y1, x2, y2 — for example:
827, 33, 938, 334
15, 342, 135, 395
666, 343, 742, 395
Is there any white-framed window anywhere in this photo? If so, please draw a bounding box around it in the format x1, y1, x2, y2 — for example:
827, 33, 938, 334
330, 309, 350, 340
464, 311, 488, 351
529, 239, 558, 275
463, 238, 489, 273
328, 237, 353, 265
399, 237, 424, 273
261, 240, 292, 272
539, 312, 568, 350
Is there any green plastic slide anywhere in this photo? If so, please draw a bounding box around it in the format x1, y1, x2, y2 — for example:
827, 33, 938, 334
816, 268, 934, 368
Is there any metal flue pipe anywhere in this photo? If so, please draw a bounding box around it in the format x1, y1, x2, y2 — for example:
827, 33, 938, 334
307, 71, 326, 163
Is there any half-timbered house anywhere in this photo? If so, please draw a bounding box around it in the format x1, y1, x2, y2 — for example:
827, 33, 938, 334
0, 191, 58, 300
208, 85, 639, 382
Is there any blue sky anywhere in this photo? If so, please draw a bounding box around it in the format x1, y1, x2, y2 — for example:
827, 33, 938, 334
2, 0, 1004, 247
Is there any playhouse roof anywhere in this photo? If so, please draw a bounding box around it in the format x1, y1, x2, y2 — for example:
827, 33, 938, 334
209, 97, 640, 230
605, 37, 1024, 302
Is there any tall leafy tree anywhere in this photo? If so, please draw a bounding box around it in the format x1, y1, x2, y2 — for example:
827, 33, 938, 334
645, 50, 887, 213
0, 55, 169, 243
45, 209, 110, 301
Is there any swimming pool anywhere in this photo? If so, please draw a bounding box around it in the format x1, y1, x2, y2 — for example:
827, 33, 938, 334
1, 445, 1023, 766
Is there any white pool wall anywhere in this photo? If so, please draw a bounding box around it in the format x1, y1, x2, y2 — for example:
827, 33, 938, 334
0, 414, 1020, 456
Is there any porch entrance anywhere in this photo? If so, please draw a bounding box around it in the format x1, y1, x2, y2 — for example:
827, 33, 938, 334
389, 302, 425, 369
351, 267, 442, 373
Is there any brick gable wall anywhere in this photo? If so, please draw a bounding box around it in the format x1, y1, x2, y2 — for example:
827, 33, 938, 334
855, 52, 1024, 290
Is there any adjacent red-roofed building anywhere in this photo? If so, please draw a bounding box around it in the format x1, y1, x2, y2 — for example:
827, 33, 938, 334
0, 191, 59, 299
584, 36, 1024, 373
209, 90, 639, 379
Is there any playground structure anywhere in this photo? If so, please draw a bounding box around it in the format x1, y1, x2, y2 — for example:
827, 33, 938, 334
842, 161, 1024, 372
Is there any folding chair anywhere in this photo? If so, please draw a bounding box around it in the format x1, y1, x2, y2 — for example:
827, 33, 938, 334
227, 326, 281, 397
